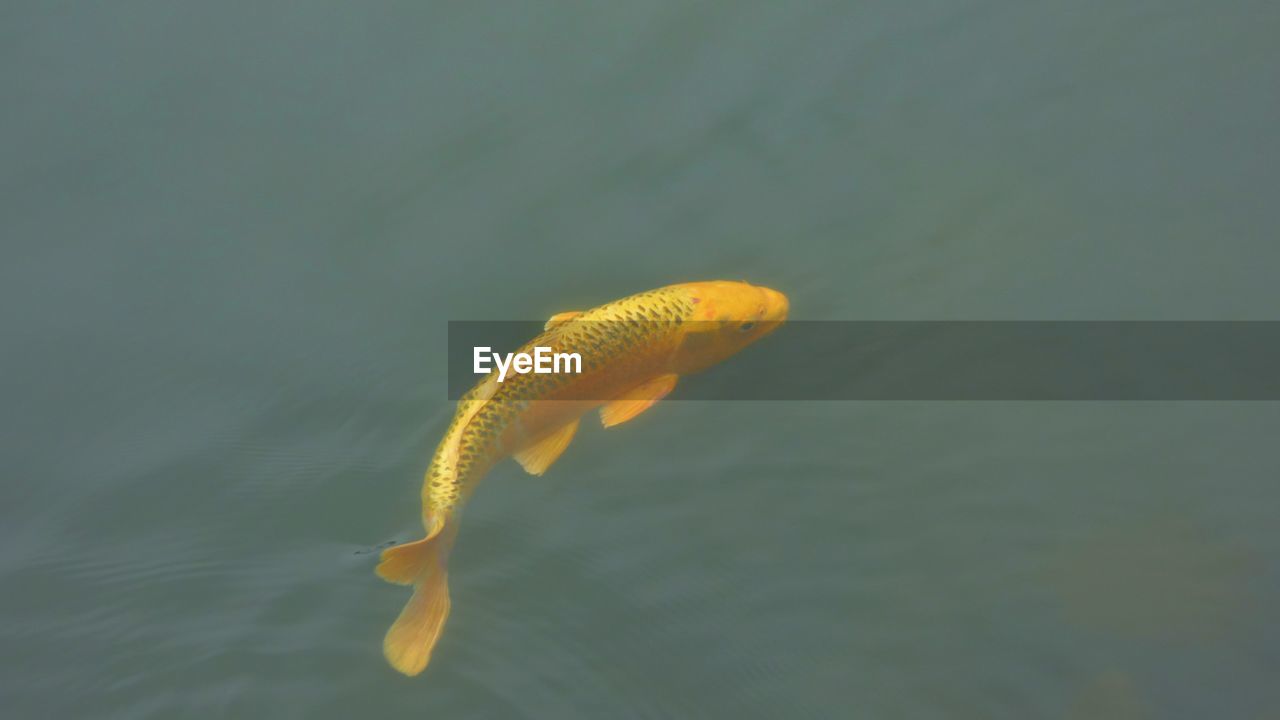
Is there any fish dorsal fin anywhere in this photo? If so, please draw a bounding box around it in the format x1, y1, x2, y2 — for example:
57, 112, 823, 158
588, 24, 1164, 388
544, 311, 583, 330
513, 419, 580, 476
600, 374, 679, 428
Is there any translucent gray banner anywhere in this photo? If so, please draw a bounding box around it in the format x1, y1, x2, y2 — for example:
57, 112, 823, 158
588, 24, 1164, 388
447, 321, 1280, 400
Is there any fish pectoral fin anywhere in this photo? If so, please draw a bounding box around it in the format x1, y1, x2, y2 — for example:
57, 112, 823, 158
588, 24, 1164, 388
600, 373, 679, 428
513, 419, 580, 476
544, 311, 583, 331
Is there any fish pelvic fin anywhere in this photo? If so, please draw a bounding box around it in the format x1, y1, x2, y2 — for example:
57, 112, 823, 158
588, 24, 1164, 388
378, 525, 454, 675
513, 419, 579, 476
600, 373, 679, 428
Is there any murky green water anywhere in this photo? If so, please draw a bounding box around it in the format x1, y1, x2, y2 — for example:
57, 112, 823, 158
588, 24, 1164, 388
4, 1, 1279, 718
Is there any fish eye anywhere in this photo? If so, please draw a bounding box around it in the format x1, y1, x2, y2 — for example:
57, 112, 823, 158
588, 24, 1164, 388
739, 321, 756, 332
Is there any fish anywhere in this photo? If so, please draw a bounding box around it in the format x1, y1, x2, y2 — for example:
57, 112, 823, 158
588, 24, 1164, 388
376, 280, 789, 675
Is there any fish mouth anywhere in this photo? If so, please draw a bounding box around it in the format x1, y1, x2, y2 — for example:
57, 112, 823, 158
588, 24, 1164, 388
757, 286, 789, 323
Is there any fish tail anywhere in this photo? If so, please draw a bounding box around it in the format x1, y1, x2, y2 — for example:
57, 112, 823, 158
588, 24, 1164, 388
376, 523, 456, 676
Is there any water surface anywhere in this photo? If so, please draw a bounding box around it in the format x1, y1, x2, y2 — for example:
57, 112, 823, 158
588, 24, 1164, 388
3, 1, 1279, 718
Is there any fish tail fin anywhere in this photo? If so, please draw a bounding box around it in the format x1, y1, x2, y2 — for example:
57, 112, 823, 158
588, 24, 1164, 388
377, 528, 453, 676
375, 534, 437, 585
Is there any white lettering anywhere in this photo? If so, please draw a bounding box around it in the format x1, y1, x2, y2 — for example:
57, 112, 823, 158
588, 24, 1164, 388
493, 351, 514, 382
554, 351, 581, 374
473, 346, 584, 382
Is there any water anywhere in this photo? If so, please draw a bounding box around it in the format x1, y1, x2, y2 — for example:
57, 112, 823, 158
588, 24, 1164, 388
3, 1, 1279, 717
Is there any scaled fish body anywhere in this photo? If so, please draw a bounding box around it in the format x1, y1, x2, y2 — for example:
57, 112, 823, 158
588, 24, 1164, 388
376, 281, 789, 675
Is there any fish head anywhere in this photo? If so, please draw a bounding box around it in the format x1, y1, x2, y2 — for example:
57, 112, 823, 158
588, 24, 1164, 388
670, 281, 789, 373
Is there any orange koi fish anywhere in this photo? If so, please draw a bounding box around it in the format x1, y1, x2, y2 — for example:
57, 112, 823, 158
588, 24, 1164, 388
377, 281, 788, 675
